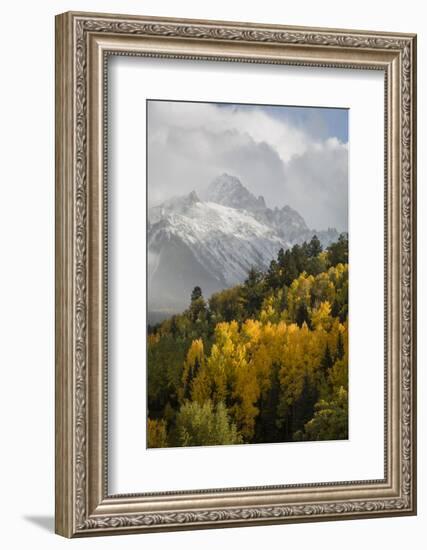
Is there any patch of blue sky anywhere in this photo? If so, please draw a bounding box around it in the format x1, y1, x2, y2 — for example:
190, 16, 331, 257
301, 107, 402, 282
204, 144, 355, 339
215, 102, 348, 144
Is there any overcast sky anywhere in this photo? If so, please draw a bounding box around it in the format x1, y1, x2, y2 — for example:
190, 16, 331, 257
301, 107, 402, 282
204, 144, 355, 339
147, 100, 348, 232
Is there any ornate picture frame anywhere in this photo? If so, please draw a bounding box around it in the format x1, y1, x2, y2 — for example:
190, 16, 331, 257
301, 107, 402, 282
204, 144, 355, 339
55, 11, 417, 537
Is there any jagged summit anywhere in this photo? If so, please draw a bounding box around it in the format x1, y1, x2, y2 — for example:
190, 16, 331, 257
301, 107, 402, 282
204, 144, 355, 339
205, 173, 266, 212
205, 174, 309, 239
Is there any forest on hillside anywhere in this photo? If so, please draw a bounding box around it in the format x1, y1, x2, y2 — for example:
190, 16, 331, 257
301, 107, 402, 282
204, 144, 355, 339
147, 234, 349, 448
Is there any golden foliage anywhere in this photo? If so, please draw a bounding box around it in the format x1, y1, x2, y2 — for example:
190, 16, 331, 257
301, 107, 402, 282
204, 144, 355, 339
147, 418, 168, 448
147, 240, 349, 446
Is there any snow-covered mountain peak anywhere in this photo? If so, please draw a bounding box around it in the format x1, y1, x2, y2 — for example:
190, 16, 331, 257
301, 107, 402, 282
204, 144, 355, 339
148, 174, 339, 321
205, 173, 266, 212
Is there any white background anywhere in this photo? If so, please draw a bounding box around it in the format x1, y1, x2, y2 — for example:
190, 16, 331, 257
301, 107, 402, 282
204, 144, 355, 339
0, 1, 424, 548
110, 59, 384, 493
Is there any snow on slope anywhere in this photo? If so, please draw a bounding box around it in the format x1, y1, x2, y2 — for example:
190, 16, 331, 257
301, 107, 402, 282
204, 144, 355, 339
149, 192, 285, 287
148, 174, 339, 320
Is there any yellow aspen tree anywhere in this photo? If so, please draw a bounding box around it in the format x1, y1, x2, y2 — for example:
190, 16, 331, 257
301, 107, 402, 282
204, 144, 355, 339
181, 338, 205, 401
311, 300, 333, 331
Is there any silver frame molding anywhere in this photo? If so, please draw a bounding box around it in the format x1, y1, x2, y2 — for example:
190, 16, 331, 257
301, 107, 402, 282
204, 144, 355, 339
55, 11, 417, 538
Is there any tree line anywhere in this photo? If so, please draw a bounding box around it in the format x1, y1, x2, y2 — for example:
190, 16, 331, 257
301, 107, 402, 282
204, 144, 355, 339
147, 234, 348, 448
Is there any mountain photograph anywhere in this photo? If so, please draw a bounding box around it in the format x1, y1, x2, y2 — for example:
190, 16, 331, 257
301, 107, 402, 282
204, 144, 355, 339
146, 100, 349, 448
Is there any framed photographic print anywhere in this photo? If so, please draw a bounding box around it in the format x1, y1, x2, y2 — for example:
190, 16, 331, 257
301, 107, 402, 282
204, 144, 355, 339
55, 11, 417, 537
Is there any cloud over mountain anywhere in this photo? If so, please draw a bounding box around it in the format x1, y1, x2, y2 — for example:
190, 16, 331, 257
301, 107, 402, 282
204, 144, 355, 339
147, 100, 348, 232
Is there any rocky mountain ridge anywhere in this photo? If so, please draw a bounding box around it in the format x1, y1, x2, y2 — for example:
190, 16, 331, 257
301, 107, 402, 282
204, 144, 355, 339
148, 173, 339, 322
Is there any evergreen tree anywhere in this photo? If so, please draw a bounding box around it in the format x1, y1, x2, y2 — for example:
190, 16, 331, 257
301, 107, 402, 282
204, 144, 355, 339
336, 332, 345, 360
320, 343, 334, 374
242, 267, 264, 316
292, 244, 308, 273
296, 302, 311, 328
300, 241, 310, 263
277, 247, 286, 268
308, 235, 322, 257
291, 375, 319, 437
189, 286, 206, 322
170, 315, 178, 337
282, 249, 298, 286
266, 259, 280, 289
255, 362, 281, 442
327, 233, 348, 266
191, 286, 202, 302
